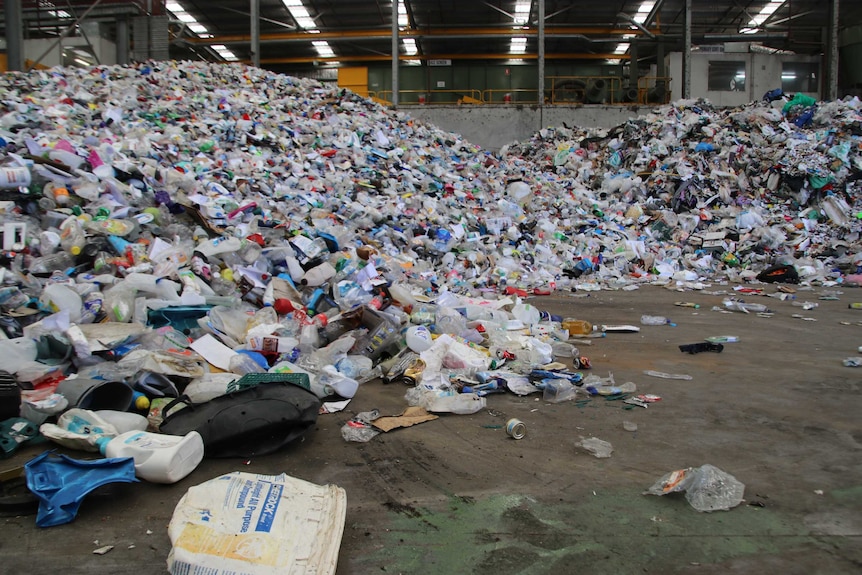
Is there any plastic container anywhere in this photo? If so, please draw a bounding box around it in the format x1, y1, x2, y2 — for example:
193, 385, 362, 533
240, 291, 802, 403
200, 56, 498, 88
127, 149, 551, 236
301, 261, 336, 286
0, 165, 32, 188
39, 283, 83, 322
405, 325, 433, 352
96, 430, 204, 484
562, 318, 592, 336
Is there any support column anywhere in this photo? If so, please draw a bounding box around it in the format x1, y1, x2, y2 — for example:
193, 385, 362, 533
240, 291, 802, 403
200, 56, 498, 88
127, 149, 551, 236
683, 0, 692, 98
250, 0, 261, 68
629, 40, 639, 88
4, 0, 24, 71
537, 0, 545, 126
827, 0, 839, 100
656, 40, 666, 100
116, 18, 130, 65
392, 0, 399, 108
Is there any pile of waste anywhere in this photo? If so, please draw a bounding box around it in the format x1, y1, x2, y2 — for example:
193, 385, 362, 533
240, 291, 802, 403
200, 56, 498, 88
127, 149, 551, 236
497, 94, 862, 287
0, 61, 860, 487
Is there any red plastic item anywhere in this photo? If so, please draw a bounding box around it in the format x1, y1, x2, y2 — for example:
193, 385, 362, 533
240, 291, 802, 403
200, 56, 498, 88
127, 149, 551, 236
273, 298, 294, 315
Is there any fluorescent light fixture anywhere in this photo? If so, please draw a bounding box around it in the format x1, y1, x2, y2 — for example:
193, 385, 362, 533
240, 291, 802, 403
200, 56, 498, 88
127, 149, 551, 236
284, 1, 318, 30
403, 38, 418, 55
510, 36, 527, 54
405, 59, 422, 66
613, 43, 629, 54
74, 58, 90, 66
781, 72, 796, 80
735, 71, 746, 79
513, 1, 531, 25
632, 1, 656, 25
637, 1, 656, 13
399, 2, 409, 26
312, 40, 335, 57
211, 44, 239, 61
742, 0, 785, 33
166, 1, 215, 41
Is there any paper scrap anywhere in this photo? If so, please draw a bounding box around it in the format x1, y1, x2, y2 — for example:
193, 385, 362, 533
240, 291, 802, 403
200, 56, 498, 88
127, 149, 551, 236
320, 399, 351, 414
190, 333, 237, 371
371, 406, 438, 432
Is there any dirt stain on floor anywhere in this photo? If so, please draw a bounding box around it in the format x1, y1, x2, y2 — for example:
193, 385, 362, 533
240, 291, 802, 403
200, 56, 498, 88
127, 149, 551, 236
350, 487, 860, 575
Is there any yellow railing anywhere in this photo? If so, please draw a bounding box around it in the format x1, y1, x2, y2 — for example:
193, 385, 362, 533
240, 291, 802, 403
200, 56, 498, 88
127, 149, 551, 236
368, 76, 672, 107
374, 89, 484, 105
637, 76, 672, 104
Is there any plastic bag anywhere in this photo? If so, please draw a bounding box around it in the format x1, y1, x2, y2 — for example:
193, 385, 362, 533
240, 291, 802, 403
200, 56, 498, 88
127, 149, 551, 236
576, 437, 613, 458
340, 410, 381, 442
644, 464, 745, 512
404, 387, 486, 414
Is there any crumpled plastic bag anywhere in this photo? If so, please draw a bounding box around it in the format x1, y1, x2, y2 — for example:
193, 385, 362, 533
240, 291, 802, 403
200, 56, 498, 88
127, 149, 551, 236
404, 387, 486, 414
576, 437, 613, 458
340, 410, 381, 443
643, 464, 745, 512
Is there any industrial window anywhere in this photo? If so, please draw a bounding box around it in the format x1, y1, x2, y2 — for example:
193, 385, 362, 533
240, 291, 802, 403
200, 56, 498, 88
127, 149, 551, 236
782, 62, 819, 93
708, 61, 746, 92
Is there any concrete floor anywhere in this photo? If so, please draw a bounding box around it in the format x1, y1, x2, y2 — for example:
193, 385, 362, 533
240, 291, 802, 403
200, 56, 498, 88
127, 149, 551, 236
1, 284, 861, 575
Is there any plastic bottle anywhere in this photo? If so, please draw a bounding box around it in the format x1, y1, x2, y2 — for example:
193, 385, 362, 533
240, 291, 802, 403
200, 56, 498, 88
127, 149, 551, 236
640, 314, 674, 326
300, 261, 336, 287
59, 216, 86, 257
27, 252, 75, 274
562, 318, 592, 336
237, 238, 263, 264
95, 430, 204, 484
194, 236, 242, 258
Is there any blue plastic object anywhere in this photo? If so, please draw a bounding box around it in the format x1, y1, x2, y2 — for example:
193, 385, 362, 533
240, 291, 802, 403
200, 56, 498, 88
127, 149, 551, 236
24, 451, 138, 527
235, 349, 269, 370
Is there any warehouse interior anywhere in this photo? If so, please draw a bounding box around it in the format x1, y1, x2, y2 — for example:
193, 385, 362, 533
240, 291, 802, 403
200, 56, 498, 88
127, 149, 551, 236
0, 3, 861, 575
3, 1, 862, 101
4, 1, 862, 147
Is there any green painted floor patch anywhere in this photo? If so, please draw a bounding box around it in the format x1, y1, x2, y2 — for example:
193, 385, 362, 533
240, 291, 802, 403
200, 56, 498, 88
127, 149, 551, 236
830, 484, 862, 502
353, 490, 820, 575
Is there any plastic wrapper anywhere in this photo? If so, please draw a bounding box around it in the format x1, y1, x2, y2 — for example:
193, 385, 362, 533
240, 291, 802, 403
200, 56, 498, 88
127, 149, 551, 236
340, 410, 381, 443
576, 437, 613, 458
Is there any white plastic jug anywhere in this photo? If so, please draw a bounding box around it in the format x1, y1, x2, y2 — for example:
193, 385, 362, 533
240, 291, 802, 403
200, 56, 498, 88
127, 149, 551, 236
39, 283, 83, 322
97, 430, 204, 484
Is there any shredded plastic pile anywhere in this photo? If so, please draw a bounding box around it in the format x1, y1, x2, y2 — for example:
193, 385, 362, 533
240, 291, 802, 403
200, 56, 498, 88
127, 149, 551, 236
0, 61, 860, 431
